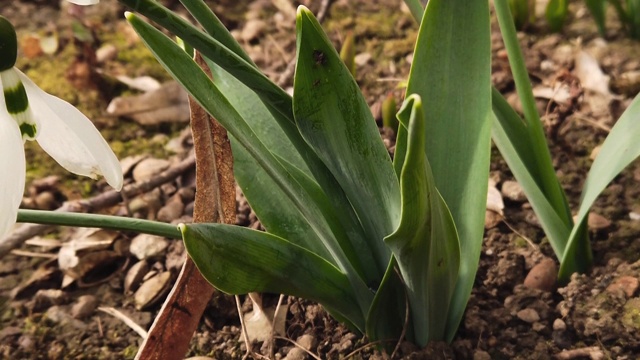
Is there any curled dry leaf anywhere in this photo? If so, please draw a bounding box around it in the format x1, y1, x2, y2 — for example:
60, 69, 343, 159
124, 260, 150, 295
134, 271, 173, 310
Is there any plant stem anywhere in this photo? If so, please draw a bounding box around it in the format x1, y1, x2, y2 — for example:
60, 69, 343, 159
17, 209, 182, 239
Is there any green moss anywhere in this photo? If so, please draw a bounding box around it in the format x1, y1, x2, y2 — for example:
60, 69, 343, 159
622, 298, 640, 330
122, 345, 138, 359
101, 31, 170, 81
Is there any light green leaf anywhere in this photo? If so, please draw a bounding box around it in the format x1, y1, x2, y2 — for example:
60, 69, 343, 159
491, 89, 572, 258
181, 223, 366, 331
561, 93, 640, 281
385, 95, 460, 345
293, 7, 400, 272
405, 0, 491, 341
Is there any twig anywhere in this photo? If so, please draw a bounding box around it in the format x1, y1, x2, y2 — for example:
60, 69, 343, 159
237, 295, 270, 360
555, 346, 604, 359
267, 294, 286, 358
9, 249, 57, 259
343, 339, 398, 359
0, 155, 195, 259
98, 306, 148, 338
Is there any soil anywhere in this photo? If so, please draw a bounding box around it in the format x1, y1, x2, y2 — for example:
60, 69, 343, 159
2, 0, 640, 359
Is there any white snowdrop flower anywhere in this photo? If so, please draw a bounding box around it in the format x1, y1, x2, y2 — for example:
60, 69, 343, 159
67, 0, 99, 5
0, 16, 122, 237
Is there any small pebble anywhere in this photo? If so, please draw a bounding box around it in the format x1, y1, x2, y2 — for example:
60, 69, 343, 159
524, 258, 557, 292
71, 295, 98, 319
517, 308, 540, 323
501, 180, 526, 202
553, 318, 567, 331
473, 350, 491, 360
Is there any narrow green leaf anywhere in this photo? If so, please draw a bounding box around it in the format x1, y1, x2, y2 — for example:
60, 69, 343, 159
405, 0, 491, 341
495, 0, 573, 229
509, 0, 530, 29
403, 0, 425, 22
545, 0, 568, 32
365, 257, 407, 343
293, 7, 400, 272
120, 0, 292, 121
179, 0, 255, 66
385, 95, 460, 345
181, 223, 367, 331
560, 93, 640, 281
491, 91, 571, 257
584, 0, 607, 35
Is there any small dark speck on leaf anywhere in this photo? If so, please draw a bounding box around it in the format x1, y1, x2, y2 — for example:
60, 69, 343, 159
313, 49, 327, 66
313, 79, 321, 87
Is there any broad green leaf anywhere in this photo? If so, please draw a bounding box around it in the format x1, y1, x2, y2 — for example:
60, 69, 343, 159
181, 223, 367, 331
385, 95, 460, 345
127, 14, 374, 306
405, 0, 491, 341
561, 93, 640, 281
293, 7, 400, 272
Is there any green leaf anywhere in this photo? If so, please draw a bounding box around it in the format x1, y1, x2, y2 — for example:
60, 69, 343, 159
293, 7, 400, 272
545, 0, 568, 32
584, 0, 607, 35
385, 95, 460, 345
494, 0, 573, 229
509, 0, 530, 29
365, 257, 407, 343
405, 0, 491, 341
121, 0, 292, 121
179, 0, 255, 66
181, 223, 367, 331
491, 90, 571, 257
128, 13, 375, 312
560, 93, 640, 281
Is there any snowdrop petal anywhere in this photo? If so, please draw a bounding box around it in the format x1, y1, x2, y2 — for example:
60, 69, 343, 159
67, 0, 99, 5
17, 70, 123, 191
0, 108, 26, 238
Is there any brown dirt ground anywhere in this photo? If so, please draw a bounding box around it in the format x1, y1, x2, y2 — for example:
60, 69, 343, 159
2, 0, 640, 359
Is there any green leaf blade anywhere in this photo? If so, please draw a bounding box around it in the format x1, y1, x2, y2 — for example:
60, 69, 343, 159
293, 7, 400, 271
182, 223, 367, 331
405, 0, 492, 341
561, 93, 640, 281
385, 95, 460, 345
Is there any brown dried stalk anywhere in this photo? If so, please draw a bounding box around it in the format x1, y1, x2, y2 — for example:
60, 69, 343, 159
134, 52, 236, 360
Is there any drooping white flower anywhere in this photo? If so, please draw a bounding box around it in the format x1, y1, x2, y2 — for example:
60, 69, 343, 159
66, 0, 99, 5
0, 16, 123, 238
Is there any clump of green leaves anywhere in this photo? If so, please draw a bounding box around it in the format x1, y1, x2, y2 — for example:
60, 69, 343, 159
119, 0, 640, 348
124, 0, 490, 345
